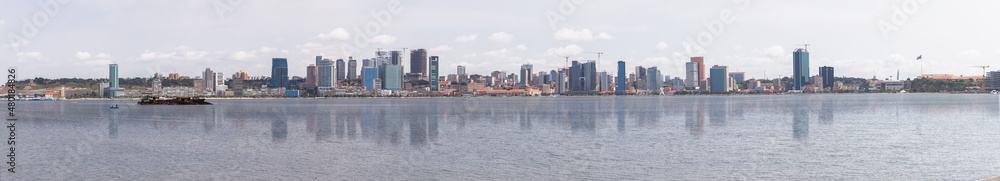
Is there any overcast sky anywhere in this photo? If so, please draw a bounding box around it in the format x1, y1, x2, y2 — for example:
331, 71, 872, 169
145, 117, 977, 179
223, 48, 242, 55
3, 0, 999, 80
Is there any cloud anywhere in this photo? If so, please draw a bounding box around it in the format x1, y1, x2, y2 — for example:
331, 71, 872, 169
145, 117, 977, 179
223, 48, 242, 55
455, 34, 478, 42
76, 52, 92, 59
655, 42, 669, 51
762, 45, 785, 58
230, 51, 256, 60
958, 49, 982, 58
259, 46, 277, 53
553, 28, 614, 41
15, 52, 43, 62
515, 45, 527, 51
544, 44, 584, 57
488, 32, 512, 44
0, 19, 5, 26
317, 28, 350, 41
484, 48, 510, 57
371, 35, 397, 45
429, 45, 454, 52
139, 50, 208, 60
96, 53, 111, 58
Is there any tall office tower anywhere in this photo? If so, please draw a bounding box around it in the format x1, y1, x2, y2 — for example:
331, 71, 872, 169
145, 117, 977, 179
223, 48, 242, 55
336, 59, 346, 84
203, 68, 215, 92
457, 65, 466, 76
691, 57, 705, 90
318, 58, 334, 89
429, 56, 440, 91
568, 61, 597, 92
710, 65, 729, 93
556, 71, 566, 94
390, 50, 402, 65
647, 67, 661, 93
986, 71, 1000, 91
362, 59, 373, 67
271, 58, 289, 88
598, 71, 609, 92
819, 66, 834, 89
215, 72, 226, 92
348, 58, 357, 80
410, 49, 427, 77
316, 56, 322, 65
617, 61, 626, 94
685, 62, 699, 90
231, 73, 244, 96
305, 64, 318, 88
792, 48, 810, 90
383, 65, 403, 90
520, 64, 533, 86
109, 64, 119, 88
635, 66, 646, 80
363, 67, 379, 90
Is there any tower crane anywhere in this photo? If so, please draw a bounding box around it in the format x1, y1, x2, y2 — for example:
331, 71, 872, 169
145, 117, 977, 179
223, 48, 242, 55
586, 52, 604, 71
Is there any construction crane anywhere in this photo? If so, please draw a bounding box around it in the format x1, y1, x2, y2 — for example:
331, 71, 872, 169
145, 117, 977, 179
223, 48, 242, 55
973, 65, 990, 76
561, 56, 571, 70
586, 52, 604, 71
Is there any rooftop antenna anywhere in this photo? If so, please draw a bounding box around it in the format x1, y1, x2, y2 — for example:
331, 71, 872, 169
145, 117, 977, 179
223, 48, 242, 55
795, 44, 811, 51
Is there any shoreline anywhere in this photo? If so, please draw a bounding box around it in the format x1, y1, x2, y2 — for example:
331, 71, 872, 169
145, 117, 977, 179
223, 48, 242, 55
29, 92, 999, 101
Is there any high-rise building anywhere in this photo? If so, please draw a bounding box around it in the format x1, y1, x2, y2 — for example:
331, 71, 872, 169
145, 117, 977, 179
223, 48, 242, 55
348, 58, 357, 80
215, 72, 226, 93
691, 57, 705, 90
305, 64, 317, 88
457, 65, 466, 76
168, 73, 180, 80
819, 66, 834, 89
231, 73, 244, 96
203, 68, 215, 92
315, 56, 322, 65
568, 61, 597, 93
685, 62, 699, 90
792, 48, 810, 90
635, 66, 646, 81
647, 67, 662, 93
429, 56, 440, 91
710, 65, 729, 93
109, 64, 119, 88
318, 58, 334, 89
729, 72, 745, 82
335, 59, 346, 85
520, 64, 533, 86
617, 61, 626, 94
383, 65, 403, 91
390, 50, 402, 65
410, 49, 427, 77
362, 59, 373, 68
363, 67, 379, 90
271, 58, 289, 88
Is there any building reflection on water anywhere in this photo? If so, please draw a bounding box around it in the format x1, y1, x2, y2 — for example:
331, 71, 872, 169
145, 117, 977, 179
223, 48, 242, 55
792, 101, 810, 142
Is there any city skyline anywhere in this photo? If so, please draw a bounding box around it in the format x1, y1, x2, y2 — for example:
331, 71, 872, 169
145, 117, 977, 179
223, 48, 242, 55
4, 1, 1000, 80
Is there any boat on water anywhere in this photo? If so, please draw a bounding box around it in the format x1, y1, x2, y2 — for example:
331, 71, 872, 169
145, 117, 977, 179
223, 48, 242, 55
110, 105, 119, 109
137, 96, 212, 105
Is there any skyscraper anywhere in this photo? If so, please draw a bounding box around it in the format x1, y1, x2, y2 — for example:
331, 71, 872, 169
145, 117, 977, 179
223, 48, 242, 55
383, 65, 403, 91
793, 48, 810, 90
410, 49, 427, 77
348, 58, 357, 80
729, 72, 745, 82
457, 65, 466, 76
109, 64, 119, 88
635, 66, 646, 81
305, 64, 317, 88
685, 62, 699, 90
271, 58, 289, 88
647, 67, 662, 93
691, 57, 705, 90
429, 56, 440, 91
318, 58, 334, 89
203, 68, 215, 92
520, 64, 533, 86
617, 61, 626, 94
336, 59, 346, 84
363, 67, 379, 90
390, 50, 402, 65
819, 66, 834, 89
568, 61, 597, 93
710, 65, 729, 93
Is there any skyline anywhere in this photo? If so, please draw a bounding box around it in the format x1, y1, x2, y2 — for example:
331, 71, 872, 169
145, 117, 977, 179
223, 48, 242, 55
4, 1, 1000, 80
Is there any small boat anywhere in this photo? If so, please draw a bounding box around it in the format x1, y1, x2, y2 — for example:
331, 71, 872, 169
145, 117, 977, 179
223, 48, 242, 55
110, 105, 120, 109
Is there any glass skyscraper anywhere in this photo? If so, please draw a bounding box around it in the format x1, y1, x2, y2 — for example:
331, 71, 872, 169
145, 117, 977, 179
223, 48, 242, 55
318, 59, 334, 89
819, 66, 834, 89
710, 65, 729, 93
429, 56, 439, 91
109, 64, 119, 88
271, 58, 289, 88
793, 48, 810, 90
617, 61, 626, 94
520, 64, 533, 86
363, 67, 379, 90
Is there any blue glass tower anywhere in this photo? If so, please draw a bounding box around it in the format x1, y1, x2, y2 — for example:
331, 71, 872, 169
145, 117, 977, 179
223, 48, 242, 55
429, 56, 439, 91
616, 61, 625, 94
710, 65, 729, 93
363, 67, 379, 90
271, 58, 289, 88
793, 48, 809, 90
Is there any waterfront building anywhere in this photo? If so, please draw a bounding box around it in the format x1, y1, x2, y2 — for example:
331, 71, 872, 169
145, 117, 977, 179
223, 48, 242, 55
429, 56, 440, 91
390, 50, 402, 65
647, 67, 662, 94
729, 72, 745, 82
987, 71, 1000, 91
363, 67, 379, 90
520, 64, 533, 86
202, 68, 215, 92
383, 65, 403, 91
305, 64, 317, 88
710, 65, 729, 93
685, 62, 699, 90
616, 61, 626, 94
318, 58, 334, 89
410, 49, 427, 77
691, 57, 705, 90
568, 61, 597, 93
819, 66, 834, 89
793, 48, 810, 90
348, 58, 357, 80
336, 59, 346, 84
271, 58, 289, 88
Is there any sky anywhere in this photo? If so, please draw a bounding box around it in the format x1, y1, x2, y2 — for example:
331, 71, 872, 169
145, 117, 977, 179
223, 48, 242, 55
3, 0, 1000, 81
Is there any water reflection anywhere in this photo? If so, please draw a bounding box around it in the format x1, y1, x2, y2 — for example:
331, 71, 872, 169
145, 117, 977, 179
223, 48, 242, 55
819, 99, 833, 124
108, 108, 118, 139
685, 100, 705, 137
271, 108, 288, 143
792, 102, 809, 142
709, 98, 726, 127
616, 98, 625, 133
